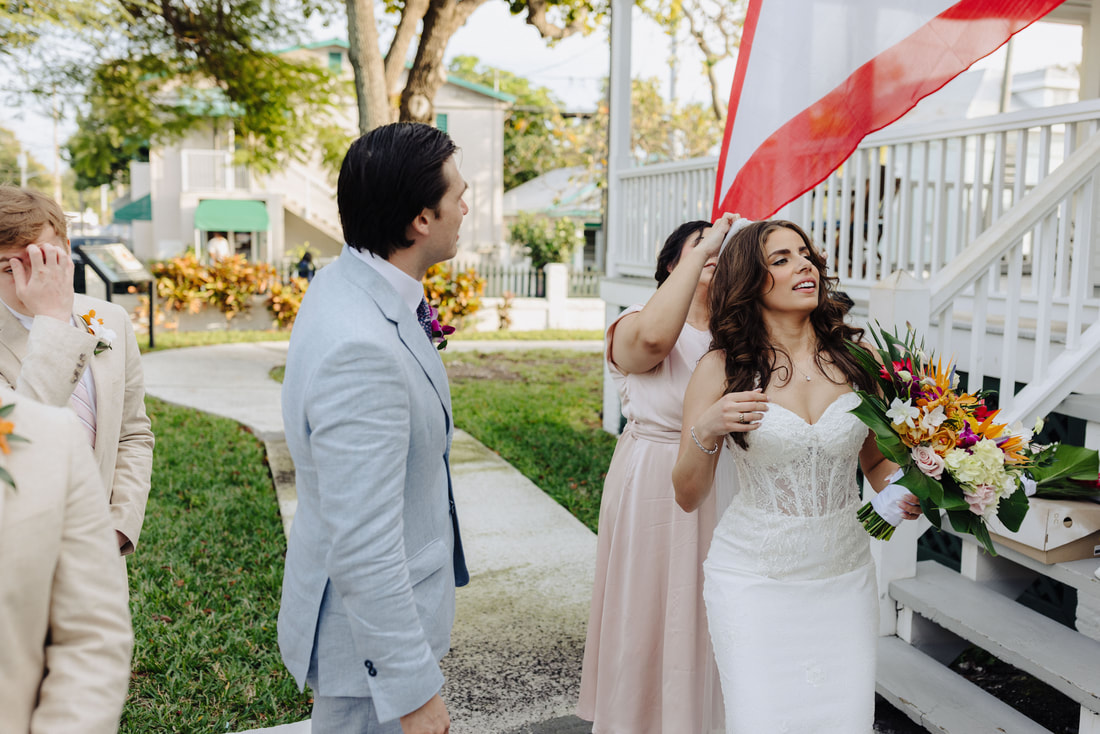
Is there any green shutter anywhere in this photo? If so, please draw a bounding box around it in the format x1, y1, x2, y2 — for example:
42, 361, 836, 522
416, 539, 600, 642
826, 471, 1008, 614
435, 113, 448, 133
328, 51, 342, 72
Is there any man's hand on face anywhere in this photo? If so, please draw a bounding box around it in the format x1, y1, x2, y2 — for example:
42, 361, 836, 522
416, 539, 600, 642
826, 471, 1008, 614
10, 243, 75, 323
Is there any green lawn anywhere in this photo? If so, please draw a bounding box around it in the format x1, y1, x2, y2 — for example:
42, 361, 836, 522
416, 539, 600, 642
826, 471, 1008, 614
271, 349, 616, 532
122, 397, 310, 732
142, 329, 291, 353
141, 328, 599, 353
442, 349, 616, 532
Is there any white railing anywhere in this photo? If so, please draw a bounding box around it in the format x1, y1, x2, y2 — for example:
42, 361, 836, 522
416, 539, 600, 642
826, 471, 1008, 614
181, 149, 251, 192
924, 130, 1100, 422
260, 161, 342, 238
615, 157, 718, 277
610, 100, 1100, 291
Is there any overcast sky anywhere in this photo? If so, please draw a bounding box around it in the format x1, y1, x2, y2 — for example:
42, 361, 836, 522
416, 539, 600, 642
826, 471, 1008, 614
0, 10, 1083, 179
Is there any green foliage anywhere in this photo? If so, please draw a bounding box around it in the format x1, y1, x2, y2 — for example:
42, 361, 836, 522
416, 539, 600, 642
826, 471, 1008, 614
0, 0, 118, 54
65, 1, 350, 187
422, 263, 486, 329
151, 252, 276, 324
448, 55, 588, 190
443, 349, 616, 532
265, 276, 309, 329
509, 211, 583, 269
121, 397, 311, 731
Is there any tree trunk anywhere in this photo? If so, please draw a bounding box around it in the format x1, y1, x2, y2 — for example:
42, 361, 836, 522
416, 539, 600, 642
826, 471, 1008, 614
399, 0, 488, 123
345, 0, 392, 134
384, 0, 430, 98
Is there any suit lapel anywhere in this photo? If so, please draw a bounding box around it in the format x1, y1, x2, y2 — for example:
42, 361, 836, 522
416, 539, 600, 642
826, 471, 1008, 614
72, 296, 121, 466
337, 250, 453, 429
0, 303, 29, 369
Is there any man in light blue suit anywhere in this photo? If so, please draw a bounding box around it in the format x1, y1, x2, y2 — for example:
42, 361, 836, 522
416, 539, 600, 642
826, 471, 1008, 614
278, 122, 469, 734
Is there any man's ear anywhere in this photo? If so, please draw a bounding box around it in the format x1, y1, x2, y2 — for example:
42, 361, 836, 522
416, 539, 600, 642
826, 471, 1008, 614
409, 210, 432, 238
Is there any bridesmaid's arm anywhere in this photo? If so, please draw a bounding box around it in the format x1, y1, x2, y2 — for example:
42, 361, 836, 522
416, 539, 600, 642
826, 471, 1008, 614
610, 216, 733, 375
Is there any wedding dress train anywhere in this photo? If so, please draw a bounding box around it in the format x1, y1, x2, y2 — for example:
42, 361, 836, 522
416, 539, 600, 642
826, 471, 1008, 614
704, 391, 878, 733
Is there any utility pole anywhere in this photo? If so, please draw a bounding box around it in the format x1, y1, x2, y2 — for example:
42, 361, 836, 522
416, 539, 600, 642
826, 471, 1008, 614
52, 90, 62, 204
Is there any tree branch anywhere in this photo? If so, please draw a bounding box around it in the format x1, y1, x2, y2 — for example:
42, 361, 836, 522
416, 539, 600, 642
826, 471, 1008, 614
523, 0, 587, 40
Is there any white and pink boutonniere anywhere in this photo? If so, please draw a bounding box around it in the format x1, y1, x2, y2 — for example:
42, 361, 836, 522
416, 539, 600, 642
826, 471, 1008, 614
429, 306, 455, 351
80, 309, 117, 355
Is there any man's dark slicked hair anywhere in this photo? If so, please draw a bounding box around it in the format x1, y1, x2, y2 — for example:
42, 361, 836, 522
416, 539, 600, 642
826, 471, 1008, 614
337, 122, 458, 259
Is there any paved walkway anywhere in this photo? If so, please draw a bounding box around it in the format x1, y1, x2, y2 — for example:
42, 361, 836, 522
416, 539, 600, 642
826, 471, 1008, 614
142, 341, 599, 734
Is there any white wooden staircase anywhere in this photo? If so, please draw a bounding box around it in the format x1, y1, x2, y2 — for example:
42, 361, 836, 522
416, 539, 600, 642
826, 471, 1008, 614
868, 112, 1100, 734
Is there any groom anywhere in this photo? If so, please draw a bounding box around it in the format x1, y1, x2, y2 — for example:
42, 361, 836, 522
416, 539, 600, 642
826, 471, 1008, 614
278, 122, 469, 734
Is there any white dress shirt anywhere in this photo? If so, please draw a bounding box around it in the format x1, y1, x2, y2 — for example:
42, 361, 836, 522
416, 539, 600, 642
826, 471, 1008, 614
348, 247, 424, 317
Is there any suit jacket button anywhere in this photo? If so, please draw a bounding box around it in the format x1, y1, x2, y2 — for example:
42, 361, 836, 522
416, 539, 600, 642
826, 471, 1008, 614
364, 660, 377, 677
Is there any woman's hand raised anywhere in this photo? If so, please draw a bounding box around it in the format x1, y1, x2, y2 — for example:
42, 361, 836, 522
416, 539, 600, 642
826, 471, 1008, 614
694, 212, 739, 261
694, 389, 769, 440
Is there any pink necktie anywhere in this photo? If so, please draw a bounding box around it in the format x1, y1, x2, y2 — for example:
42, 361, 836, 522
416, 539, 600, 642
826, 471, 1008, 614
69, 376, 97, 448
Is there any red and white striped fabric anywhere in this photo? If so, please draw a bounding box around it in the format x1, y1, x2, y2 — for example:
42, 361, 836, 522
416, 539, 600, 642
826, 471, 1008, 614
713, 0, 1064, 220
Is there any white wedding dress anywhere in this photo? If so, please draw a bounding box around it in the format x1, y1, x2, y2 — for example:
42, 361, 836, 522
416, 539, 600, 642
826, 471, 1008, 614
704, 391, 878, 733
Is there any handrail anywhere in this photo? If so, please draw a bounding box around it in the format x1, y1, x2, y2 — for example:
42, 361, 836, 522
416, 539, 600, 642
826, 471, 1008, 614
929, 130, 1100, 314
862, 98, 1100, 147
618, 155, 717, 179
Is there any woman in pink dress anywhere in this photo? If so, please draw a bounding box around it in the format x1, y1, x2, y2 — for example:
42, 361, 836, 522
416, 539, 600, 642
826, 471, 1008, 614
578, 213, 736, 734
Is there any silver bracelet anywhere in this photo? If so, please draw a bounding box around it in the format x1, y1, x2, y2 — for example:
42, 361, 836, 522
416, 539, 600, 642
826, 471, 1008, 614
690, 426, 719, 455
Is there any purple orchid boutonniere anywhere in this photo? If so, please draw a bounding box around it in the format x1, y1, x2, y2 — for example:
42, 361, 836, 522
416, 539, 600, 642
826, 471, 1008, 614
429, 305, 456, 351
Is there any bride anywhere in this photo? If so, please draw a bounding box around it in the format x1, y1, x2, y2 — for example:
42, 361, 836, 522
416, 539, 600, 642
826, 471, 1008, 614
672, 220, 921, 733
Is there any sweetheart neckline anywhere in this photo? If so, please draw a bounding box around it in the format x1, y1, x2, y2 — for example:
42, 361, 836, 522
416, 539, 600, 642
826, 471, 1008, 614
765, 391, 859, 428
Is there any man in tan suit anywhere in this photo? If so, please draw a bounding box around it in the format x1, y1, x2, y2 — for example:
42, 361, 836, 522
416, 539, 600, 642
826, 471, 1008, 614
0, 385, 133, 732
0, 186, 153, 554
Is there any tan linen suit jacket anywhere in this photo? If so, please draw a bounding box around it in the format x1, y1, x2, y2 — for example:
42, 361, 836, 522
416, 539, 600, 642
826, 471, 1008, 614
0, 386, 133, 734
0, 293, 154, 553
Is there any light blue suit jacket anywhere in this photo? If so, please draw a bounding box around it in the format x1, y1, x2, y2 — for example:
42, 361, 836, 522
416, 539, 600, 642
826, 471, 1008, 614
278, 247, 467, 724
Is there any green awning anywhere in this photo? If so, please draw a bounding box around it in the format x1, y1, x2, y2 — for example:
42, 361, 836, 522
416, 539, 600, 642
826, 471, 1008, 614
113, 194, 151, 222
194, 199, 269, 232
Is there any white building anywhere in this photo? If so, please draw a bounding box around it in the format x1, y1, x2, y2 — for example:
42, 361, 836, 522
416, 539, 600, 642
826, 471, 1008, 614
116, 39, 513, 267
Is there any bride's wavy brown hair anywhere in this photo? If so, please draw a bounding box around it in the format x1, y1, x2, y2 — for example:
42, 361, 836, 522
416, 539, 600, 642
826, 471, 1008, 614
709, 220, 871, 448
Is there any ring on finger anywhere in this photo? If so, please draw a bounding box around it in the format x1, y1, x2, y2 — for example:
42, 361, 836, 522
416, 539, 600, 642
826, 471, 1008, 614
740, 412, 749, 424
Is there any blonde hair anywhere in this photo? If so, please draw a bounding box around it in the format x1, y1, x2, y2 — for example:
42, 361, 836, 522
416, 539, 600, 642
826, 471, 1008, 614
0, 185, 68, 250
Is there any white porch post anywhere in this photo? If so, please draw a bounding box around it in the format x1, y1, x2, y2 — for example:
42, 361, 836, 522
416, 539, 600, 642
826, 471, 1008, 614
1080, 0, 1100, 101
602, 0, 633, 435
607, 0, 633, 282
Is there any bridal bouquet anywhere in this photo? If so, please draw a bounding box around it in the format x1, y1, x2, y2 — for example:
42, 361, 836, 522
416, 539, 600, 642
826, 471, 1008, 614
846, 326, 1037, 555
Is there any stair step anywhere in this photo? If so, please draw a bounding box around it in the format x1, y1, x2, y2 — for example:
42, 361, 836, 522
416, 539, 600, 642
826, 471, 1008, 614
891, 561, 1100, 710
877, 636, 1052, 734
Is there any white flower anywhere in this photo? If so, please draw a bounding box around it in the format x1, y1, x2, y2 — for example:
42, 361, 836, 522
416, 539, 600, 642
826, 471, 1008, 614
80, 310, 115, 354
919, 405, 947, 433
896, 369, 912, 382
1033, 416, 1045, 435
886, 397, 920, 429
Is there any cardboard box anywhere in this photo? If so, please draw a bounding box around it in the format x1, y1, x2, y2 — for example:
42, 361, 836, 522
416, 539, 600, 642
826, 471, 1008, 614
988, 497, 1100, 564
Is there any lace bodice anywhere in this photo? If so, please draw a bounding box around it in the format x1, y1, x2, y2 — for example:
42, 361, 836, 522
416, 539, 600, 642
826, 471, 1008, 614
712, 391, 873, 580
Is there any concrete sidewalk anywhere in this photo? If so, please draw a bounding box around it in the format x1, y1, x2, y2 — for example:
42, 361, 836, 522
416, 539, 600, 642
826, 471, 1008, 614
142, 341, 598, 734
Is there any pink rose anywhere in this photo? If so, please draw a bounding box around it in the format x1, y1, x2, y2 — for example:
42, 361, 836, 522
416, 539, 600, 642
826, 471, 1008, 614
911, 445, 945, 480
963, 484, 998, 516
